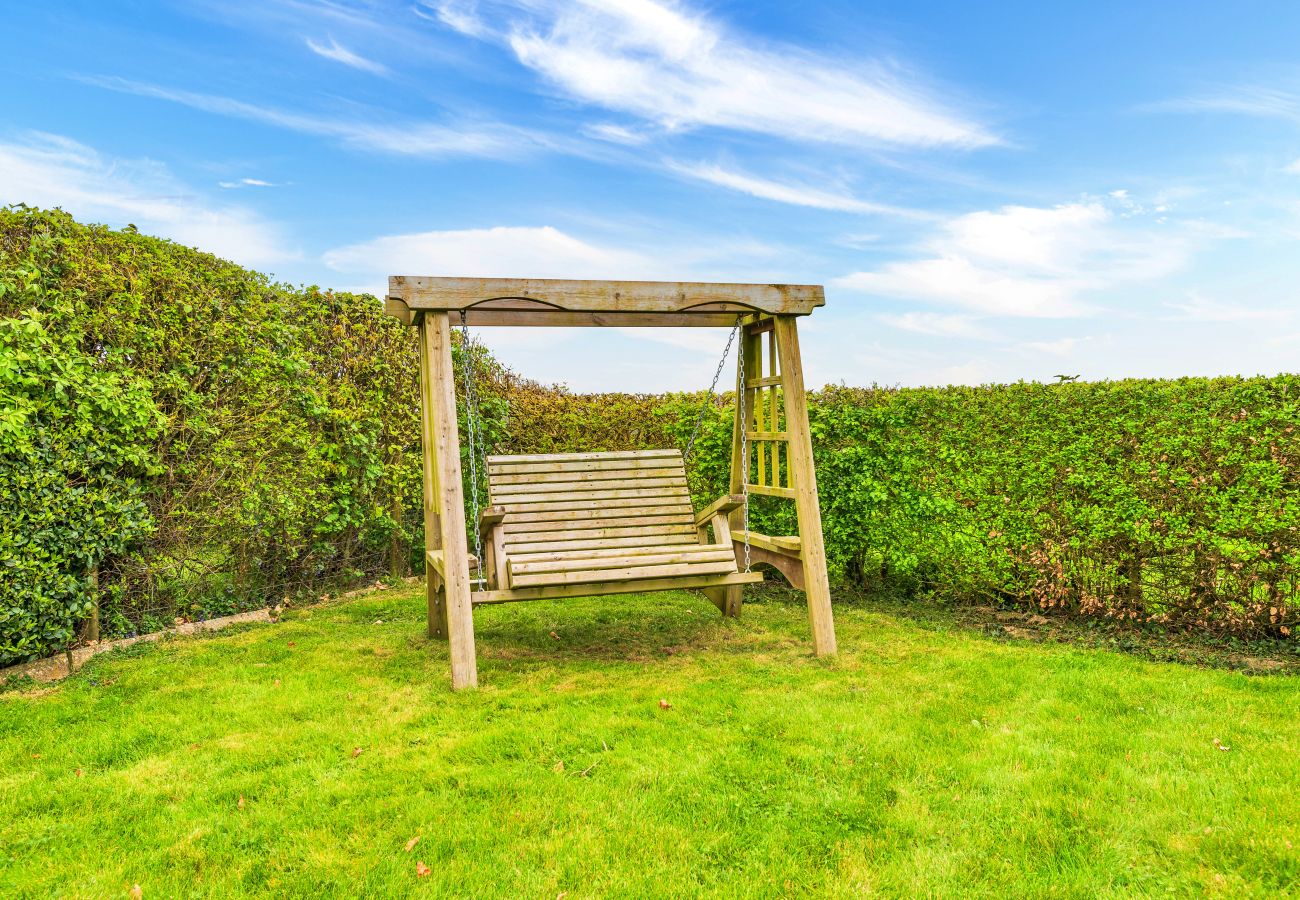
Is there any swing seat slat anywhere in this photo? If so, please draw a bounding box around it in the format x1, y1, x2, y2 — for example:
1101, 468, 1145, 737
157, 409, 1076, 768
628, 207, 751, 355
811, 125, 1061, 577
477, 449, 759, 600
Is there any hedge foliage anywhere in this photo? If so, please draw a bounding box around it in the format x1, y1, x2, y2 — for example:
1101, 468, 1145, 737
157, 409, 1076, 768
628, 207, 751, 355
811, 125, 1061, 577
1, 207, 1295, 662
496, 378, 1300, 637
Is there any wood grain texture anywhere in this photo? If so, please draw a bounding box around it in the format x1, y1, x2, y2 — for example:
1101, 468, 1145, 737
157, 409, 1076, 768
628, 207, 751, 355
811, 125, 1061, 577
388, 277, 824, 317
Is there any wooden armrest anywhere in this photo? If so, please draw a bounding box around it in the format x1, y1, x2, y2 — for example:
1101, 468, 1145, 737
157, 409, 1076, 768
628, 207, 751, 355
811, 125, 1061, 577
694, 494, 744, 528
478, 506, 507, 541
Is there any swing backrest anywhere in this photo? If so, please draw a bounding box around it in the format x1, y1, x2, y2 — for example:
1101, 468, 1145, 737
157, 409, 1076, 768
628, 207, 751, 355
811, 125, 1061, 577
486, 449, 740, 588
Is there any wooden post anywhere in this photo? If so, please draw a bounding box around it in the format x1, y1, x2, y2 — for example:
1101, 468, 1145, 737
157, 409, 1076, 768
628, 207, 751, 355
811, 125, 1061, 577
418, 312, 478, 689
773, 316, 837, 656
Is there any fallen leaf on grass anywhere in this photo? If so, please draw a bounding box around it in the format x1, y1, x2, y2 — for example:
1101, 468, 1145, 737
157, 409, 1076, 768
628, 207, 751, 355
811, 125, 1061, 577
287, 642, 296, 648
130, 885, 143, 899
30, 753, 40, 759
1213, 738, 1231, 752
273, 679, 281, 687
352, 747, 364, 758
416, 861, 431, 877
658, 699, 672, 710
75, 769, 83, 777
549, 631, 560, 640
237, 795, 245, 810
405, 835, 420, 852
552, 759, 565, 773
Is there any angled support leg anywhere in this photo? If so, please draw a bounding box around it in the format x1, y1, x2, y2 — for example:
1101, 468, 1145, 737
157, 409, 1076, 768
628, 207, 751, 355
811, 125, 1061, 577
774, 316, 837, 657
418, 312, 478, 689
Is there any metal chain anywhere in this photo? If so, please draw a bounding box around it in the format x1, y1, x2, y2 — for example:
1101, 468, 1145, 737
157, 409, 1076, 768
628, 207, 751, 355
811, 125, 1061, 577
736, 317, 751, 572
458, 311, 486, 586
682, 320, 740, 464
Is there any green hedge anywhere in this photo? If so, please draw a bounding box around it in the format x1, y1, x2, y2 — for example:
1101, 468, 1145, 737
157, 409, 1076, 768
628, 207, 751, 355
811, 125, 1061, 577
496, 376, 1300, 639
2, 207, 1295, 662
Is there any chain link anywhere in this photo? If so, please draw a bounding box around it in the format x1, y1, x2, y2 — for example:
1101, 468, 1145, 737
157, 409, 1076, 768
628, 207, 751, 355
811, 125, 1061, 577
458, 311, 486, 586
683, 321, 739, 464
736, 317, 751, 572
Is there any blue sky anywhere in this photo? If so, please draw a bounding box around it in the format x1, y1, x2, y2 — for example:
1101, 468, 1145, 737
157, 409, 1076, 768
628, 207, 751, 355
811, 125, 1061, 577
4, 0, 1300, 391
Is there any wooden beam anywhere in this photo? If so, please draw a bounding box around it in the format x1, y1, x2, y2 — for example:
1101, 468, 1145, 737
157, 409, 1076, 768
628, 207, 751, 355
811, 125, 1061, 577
774, 315, 837, 657
694, 494, 744, 528
421, 312, 479, 689
388, 277, 825, 317
471, 571, 764, 605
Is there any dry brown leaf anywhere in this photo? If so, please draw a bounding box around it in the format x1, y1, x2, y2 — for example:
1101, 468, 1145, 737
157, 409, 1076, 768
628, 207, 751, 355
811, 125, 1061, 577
130, 885, 143, 899
416, 861, 431, 877
658, 699, 672, 710
1213, 738, 1231, 752
549, 631, 560, 640
352, 747, 364, 758
75, 768, 83, 777
405, 835, 420, 853
237, 794, 245, 810
552, 759, 565, 773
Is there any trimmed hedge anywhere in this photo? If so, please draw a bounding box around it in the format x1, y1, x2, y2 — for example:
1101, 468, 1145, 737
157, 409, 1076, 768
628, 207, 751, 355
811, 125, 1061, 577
1, 207, 1295, 661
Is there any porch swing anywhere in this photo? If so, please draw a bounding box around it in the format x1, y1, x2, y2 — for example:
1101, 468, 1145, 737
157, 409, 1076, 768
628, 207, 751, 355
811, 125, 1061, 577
385, 277, 837, 689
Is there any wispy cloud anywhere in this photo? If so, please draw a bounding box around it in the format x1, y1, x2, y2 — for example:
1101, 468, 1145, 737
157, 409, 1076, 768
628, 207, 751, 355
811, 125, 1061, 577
879, 311, 995, 339
81, 75, 560, 160
1164, 292, 1292, 323
1152, 86, 1300, 123
305, 36, 390, 76
218, 177, 278, 189
322, 224, 655, 292
0, 131, 294, 267
835, 198, 1201, 318
665, 160, 935, 218
423, 0, 997, 150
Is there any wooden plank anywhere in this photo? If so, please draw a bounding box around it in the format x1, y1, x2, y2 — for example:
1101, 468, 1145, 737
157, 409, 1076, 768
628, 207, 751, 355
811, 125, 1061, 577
458, 310, 742, 328
471, 571, 765, 605
745, 375, 783, 388
511, 558, 739, 588
388, 277, 825, 317
497, 495, 691, 515
734, 531, 802, 554
509, 543, 729, 565
746, 483, 797, 500
511, 548, 735, 576
488, 456, 686, 476
487, 449, 680, 465
746, 431, 788, 442
489, 466, 684, 486
506, 512, 692, 533
501, 507, 690, 526
503, 523, 694, 544
491, 476, 686, 498
421, 312, 478, 688
491, 486, 690, 506
504, 534, 698, 555
774, 315, 837, 657
693, 494, 744, 527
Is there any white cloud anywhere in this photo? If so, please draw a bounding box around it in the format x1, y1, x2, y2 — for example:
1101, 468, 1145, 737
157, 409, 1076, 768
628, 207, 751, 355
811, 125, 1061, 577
83, 76, 559, 160
0, 132, 294, 267
1165, 292, 1292, 323
582, 122, 651, 145
879, 311, 995, 340
423, 0, 996, 149
1153, 87, 1300, 123
1022, 336, 1088, 356
218, 177, 277, 189
834, 199, 1200, 318
305, 36, 390, 75
322, 224, 655, 291
665, 160, 933, 217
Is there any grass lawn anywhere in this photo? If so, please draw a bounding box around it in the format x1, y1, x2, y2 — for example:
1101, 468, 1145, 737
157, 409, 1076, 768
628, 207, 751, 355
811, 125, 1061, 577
2, 585, 1297, 898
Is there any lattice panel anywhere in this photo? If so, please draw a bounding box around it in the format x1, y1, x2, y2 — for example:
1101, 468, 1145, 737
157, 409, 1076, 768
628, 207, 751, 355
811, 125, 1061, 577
742, 321, 795, 499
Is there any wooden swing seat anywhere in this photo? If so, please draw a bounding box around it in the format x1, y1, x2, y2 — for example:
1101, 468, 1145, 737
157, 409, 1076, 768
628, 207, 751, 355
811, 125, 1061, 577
470, 449, 763, 604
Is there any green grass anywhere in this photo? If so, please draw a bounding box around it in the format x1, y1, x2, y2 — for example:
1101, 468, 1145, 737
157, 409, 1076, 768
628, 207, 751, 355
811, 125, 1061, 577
2, 586, 1296, 899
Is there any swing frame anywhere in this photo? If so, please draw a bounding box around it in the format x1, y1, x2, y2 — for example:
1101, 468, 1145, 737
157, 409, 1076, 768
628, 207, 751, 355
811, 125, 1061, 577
385, 277, 837, 689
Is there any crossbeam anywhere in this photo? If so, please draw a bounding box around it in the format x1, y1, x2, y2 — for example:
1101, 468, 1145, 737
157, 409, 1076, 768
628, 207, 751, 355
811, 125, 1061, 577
386, 278, 824, 325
